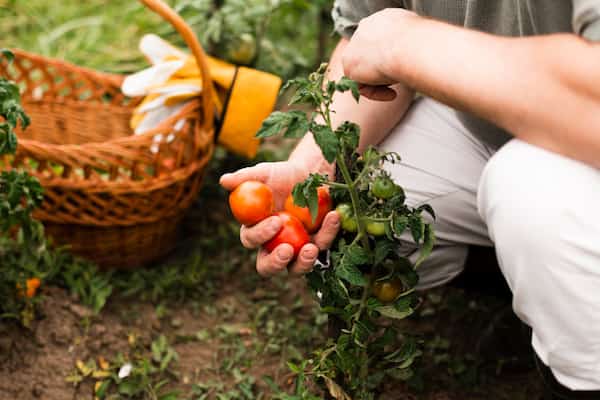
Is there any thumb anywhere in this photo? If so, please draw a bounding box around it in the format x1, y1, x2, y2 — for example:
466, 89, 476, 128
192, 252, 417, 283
219, 163, 271, 191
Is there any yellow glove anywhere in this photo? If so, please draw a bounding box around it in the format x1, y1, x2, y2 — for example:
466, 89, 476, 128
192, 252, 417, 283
122, 34, 281, 158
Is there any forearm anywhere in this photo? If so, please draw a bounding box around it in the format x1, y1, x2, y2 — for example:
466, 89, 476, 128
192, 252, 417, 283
382, 17, 600, 167
290, 38, 414, 172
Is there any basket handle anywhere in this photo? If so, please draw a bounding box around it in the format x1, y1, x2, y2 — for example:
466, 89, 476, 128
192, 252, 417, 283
138, 0, 215, 130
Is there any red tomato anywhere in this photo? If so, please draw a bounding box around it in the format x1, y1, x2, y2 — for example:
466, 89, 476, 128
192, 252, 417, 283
229, 181, 274, 226
264, 212, 311, 258
284, 187, 332, 233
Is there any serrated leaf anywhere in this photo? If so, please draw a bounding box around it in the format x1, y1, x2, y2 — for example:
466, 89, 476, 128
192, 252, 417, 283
336, 77, 360, 102
256, 111, 289, 138
255, 111, 309, 139
374, 240, 395, 266
376, 305, 414, 320
283, 111, 310, 138
335, 262, 367, 286
345, 243, 371, 266
392, 214, 409, 236
415, 224, 435, 268
335, 121, 360, 150
409, 214, 425, 244
311, 124, 339, 163
418, 204, 436, 219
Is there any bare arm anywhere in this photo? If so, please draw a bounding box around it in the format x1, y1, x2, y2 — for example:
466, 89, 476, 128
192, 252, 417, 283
289, 37, 415, 173
343, 10, 600, 168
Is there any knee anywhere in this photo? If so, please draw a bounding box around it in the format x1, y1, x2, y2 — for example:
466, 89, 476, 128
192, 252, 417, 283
477, 140, 596, 247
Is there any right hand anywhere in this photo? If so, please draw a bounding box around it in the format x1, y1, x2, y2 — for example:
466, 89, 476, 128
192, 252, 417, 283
220, 161, 340, 277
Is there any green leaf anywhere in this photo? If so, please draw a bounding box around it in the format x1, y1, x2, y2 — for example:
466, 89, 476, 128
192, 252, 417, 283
353, 320, 370, 348
336, 77, 360, 102
415, 224, 435, 268
335, 121, 360, 150
335, 262, 367, 287
0, 49, 14, 64
291, 174, 328, 222
374, 240, 396, 266
255, 111, 309, 139
311, 123, 339, 163
345, 243, 371, 267
418, 204, 436, 219
376, 305, 414, 320
283, 111, 310, 138
409, 214, 425, 244
392, 214, 409, 236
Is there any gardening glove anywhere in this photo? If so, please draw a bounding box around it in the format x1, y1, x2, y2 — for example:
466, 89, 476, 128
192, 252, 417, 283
122, 34, 282, 158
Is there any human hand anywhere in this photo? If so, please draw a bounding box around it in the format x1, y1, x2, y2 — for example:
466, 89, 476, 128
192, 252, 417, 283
220, 161, 340, 277
342, 8, 419, 101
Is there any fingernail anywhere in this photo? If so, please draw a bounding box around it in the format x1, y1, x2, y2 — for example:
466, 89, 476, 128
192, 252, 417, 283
277, 248, 292, 261
302, 248, 316, 259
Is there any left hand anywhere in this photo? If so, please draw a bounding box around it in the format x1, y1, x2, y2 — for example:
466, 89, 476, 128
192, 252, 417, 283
342, 8, 419, 101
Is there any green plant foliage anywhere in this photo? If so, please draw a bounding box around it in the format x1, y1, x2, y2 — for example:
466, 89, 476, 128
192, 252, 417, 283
256, 65, 436, 399
175, 0, 334, 78
0, 49, 113, 325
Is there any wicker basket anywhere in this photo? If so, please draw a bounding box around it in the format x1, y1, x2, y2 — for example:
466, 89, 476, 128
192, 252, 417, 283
0, 0, 217, 268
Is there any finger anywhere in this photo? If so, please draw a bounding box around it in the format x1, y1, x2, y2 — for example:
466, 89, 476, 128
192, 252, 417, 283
313, 211, 341, 250
288, 243, 319, 276
358, 85, 397, 101
240, 215, 282, 249
219, 163, 271, 191
256, 244, 294, 277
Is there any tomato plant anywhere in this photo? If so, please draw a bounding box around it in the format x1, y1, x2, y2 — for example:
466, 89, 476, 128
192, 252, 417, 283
372, 278, 403, 303
371, 175, 401, 200
264, 211, 310, 258
176, 0, 334, 78
257, 65, 436, 399
285, 186, 332, 233
229, 180, 274, 226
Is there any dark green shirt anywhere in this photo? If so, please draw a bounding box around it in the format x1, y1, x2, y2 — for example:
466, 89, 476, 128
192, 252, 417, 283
332, 0, 600, 148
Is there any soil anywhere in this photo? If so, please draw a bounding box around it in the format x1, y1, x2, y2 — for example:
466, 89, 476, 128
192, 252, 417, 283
0, 168, 543, 400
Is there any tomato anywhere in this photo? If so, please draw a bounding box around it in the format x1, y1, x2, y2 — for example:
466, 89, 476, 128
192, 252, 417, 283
229, 181, 274, 226
336, 203, 357, 233
264, 212, 310, 258
366, 220, 386, 236
284, 187, 332, 233
226, 33, 257, 65
372, 278, 403, 303
371, 177, 400, 200
17, 277, 41, 298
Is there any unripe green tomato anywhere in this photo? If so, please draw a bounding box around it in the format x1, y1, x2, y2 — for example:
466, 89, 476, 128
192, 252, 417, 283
366, 220, 386, 236
371, 177, 399, 200
372, 278, 403, 303
226, 33, 257, 65
336, 203, 357, 233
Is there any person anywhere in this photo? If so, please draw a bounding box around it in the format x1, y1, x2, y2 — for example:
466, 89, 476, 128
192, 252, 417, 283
220, 1, 600, 398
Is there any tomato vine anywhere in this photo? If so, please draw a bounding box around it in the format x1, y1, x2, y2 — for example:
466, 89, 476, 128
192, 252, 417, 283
257, 64, 435, 399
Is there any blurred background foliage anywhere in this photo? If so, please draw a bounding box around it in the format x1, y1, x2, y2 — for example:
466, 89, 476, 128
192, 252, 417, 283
0, 0, 335, 79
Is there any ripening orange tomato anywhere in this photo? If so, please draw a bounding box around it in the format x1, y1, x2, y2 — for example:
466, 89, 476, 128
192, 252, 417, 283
17, 277, 41, 298
229, 181, 274, 226
264, 212, 310, 258
284, 187, 332, 233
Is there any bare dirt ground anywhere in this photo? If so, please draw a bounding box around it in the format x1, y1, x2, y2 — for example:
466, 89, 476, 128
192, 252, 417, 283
0, 161, 542, 400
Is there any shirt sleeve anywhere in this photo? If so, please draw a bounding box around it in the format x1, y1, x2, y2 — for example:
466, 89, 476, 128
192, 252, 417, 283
332, 0, 403, 38
572, 0, 600, 40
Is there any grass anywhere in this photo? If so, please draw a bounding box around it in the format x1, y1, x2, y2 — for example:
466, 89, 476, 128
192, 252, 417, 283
0, 0, 180, 73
